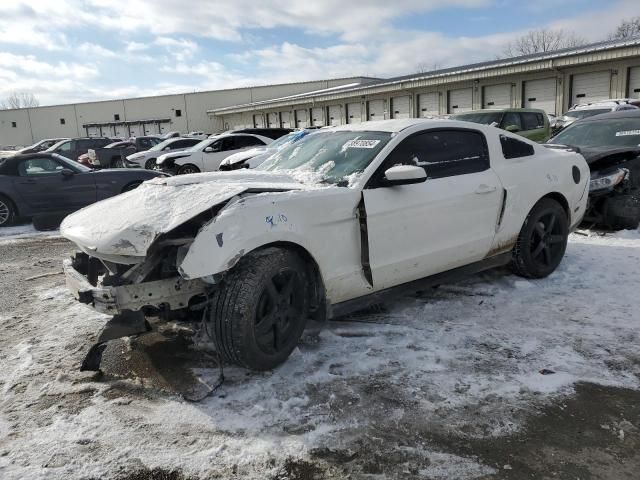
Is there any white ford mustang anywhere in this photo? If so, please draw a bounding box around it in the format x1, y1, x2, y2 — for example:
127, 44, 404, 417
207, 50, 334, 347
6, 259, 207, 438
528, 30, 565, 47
61, 119, 589, 371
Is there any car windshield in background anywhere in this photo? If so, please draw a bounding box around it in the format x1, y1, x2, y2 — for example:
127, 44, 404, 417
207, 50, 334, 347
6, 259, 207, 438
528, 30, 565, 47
53, 154, 92, 172
564, 108, 610, 120
451, 112, 503, 125
550, 118, 640, 148
256, 130, 392, 185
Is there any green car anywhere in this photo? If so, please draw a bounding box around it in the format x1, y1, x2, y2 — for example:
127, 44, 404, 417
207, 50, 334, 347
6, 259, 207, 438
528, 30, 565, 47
451, 108, 551, 142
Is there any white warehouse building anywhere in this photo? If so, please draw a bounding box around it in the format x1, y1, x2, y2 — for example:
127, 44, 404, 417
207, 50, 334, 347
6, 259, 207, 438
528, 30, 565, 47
211, 37, 640, 129
0, 77, 377, 147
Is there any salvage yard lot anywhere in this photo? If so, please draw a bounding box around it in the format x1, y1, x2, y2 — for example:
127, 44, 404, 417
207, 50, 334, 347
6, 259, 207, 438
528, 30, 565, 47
1, 230, 640, 479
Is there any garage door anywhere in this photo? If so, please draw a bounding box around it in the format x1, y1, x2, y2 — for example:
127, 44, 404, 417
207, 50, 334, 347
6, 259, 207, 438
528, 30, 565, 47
483, 84, 512, 109
448, 88, 473, 114
295, 109, 308, 128
628, 67, 640, 99
328, 105, 342, 126
391, 96, 411, 119
571, 71, 611, 106
368, 99, 385, 121
311, 107, 324, 127
114, 124, 127, 138
418, 92, 439, 117
158, 122, 171, 135
143, 123, 159, 135
523, 78, 557, 115
128, 124, 143, 137
280, 111, 292, 128
253, 114, 265, 128
347, 102, 362, 124
267, 112, 279, 128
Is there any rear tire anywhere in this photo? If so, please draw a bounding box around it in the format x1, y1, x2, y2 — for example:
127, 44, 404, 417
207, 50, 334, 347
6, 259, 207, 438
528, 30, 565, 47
144, 158, 157, 170
511, 198, 568, 279
177, 164, 200, 175
208, 247, 310, 370
33, 213, 66, 231
0, 195, 16, 227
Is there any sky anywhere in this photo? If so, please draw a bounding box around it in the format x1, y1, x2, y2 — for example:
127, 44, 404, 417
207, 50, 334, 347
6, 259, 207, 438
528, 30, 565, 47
0, 0, 636, 106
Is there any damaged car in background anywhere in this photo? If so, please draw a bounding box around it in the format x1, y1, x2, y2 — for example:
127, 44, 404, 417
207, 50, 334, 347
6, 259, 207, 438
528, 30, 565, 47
61, 119, 589, 372
548, 109, 640, 230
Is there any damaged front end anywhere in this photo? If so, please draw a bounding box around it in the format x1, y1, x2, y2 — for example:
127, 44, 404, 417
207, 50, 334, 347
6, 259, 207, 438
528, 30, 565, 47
64, 215, 220, 371
581, 148, 640, 230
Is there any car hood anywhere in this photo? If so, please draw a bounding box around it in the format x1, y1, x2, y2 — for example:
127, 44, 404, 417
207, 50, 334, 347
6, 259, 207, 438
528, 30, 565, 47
157, 151, 192, 164
576, 146, 640, 169
60, 170, 313, 260
221, 147, 269, 166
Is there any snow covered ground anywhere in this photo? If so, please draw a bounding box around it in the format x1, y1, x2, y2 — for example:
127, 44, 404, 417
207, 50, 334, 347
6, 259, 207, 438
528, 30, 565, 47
0, 222, 60, 243
0, 230, 639, 479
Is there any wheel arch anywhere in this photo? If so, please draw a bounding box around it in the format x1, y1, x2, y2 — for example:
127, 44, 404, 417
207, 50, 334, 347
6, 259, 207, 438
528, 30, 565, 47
539, 191, 570, 220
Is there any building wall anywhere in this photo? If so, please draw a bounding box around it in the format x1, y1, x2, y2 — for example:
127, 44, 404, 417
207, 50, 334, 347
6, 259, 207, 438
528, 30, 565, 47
0, 77, 371, 147
215, 58, 640, 129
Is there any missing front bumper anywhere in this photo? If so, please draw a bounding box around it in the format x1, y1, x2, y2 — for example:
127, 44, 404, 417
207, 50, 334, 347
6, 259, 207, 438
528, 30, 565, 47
63, 256, 208, 315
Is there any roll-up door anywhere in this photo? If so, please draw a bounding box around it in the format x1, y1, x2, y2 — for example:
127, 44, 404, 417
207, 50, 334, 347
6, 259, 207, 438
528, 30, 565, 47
448, 88, 473, 113
571, 71, 611, 106
114, 124, 127, 138
253, 114, 265, 128
328, 105, 342, 126
158, 122, 171, 135
347, 102, 362, 124
280, 111, 292, 128
628, 67, 640, 99
128, 124, 143, 137
311, 107, 324, 126
86, 126, 100, 137
391, 96, 411, 119
418, 92, 439, 117
367, 99, 385, 121
483, 84, 512, 109
143, 123, 158, 135
267, 112, 279, 128
523, 78, 557, 114
295, 109, 308, 128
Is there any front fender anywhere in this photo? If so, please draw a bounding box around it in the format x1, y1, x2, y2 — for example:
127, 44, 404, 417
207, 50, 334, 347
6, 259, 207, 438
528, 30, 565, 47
178, 194, 323, 281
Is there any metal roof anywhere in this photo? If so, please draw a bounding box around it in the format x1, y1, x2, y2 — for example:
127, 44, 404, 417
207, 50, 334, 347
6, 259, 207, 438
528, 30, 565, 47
211, 36, 640, 115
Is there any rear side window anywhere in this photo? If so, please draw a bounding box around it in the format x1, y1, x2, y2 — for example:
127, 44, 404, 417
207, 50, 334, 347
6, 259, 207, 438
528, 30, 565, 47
235, 135, 266, 148
382, 129, 489, 180
501, 112, 522, 130
500, 135, 534, 159
522, 112, 543, 130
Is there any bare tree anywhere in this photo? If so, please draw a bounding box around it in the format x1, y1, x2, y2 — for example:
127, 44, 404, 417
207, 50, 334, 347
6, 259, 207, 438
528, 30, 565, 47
503, 28, 586, 57
415, 61, 442, 74
608, 17, 640, 40
0, 91, 40, 109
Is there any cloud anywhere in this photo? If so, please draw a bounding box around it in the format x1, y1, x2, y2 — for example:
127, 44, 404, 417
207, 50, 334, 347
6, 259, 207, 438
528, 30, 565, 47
154, 36, 199, 61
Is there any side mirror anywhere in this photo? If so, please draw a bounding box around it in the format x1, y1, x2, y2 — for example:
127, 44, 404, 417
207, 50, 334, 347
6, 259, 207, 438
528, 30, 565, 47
382, 165, 427, 186
61, 168, 75, 177
163, 146, 170, 151
505, 125, 520, 133
204, 146, 214, 153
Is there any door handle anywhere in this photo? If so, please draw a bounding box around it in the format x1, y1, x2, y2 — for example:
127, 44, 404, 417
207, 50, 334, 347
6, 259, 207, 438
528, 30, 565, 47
475, 184, 497, 194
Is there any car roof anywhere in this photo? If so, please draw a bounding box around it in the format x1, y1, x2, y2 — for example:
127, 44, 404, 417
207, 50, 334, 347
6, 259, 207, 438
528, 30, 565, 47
571, 109, 640, 122
9, 152, 59, 161
453, 108, 545, 114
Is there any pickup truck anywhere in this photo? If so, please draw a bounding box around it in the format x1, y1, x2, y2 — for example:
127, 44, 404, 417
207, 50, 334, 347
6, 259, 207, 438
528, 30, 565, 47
82, 136, 161, 168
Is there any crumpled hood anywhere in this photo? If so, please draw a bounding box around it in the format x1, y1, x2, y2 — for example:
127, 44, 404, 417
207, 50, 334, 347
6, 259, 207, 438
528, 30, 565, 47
578, 146, 640, 167
157, 150, 192, 164
222, 147, 269, 166
60, 170, 308, 260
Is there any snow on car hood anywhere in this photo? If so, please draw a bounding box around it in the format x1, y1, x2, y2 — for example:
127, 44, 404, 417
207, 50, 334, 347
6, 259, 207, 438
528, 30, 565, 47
60, 170, 309, 260
221, 147, 269, 166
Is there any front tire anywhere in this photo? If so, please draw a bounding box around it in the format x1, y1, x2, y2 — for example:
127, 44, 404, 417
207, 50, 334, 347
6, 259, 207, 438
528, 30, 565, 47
144, 158, 157, 170
177, 164, 200, 175
208, 247, 310, 370
511, 198, 568, 279
0, 195, 16, 227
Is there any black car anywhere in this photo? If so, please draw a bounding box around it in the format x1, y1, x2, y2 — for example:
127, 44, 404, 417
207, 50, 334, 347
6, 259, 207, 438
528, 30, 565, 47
45, 137, 113, 161
548, 110, 640, 230
0, 153, 164, 228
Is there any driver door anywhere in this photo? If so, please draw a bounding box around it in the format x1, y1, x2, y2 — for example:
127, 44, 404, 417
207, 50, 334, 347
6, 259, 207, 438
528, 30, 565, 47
13, 157, 97, 212
362, 128, 503, 290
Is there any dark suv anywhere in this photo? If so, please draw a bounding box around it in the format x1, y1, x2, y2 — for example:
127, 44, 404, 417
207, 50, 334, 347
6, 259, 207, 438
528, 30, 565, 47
46, 138, 113, 161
